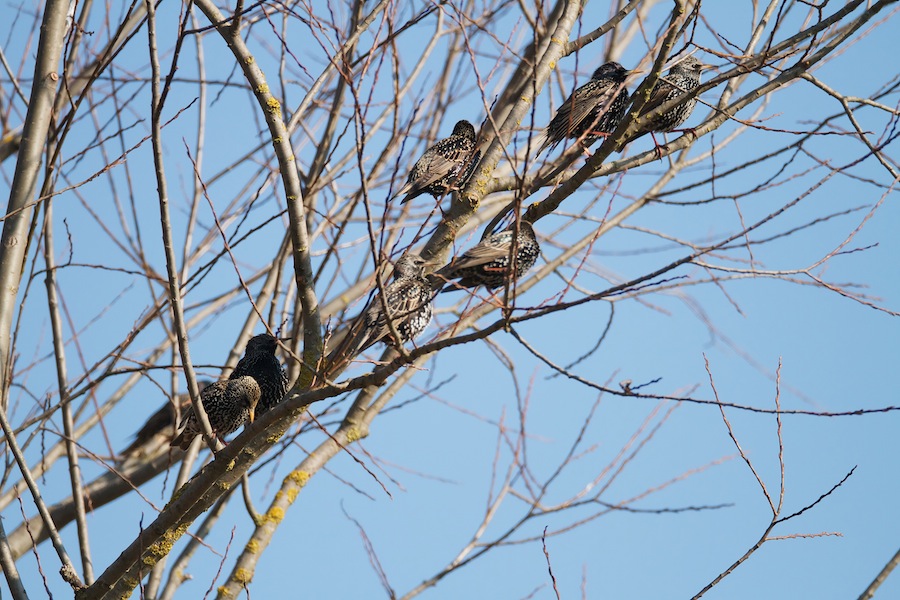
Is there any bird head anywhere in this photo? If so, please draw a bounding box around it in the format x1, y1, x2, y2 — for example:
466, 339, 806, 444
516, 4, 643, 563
672, 55, 706, 74
236, 375, 261, 422
451, 119, 477, 141
592, 61, 628, 82
245, 333, 279, 355
393, 253, 433, 279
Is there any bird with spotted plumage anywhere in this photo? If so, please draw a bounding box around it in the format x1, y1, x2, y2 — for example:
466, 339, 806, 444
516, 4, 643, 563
435, 219, 539, 292
170, 376, 261, 450
230, 333, 288, 416
325, 254, 434, 374
618, 56, 705, 150
537, 61, 630, 155
396, 120, 480, 204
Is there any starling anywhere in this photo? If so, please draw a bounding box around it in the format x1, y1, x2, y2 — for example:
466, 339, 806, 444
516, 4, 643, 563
538, 62, 630, 154
170, 376, 261, 450
619, 56, 705, 148
357, 254, 434, 351
230, 333, 289, 415
396, 120, 480, 204
326, 254, 434, 373
436, 220, 539, 291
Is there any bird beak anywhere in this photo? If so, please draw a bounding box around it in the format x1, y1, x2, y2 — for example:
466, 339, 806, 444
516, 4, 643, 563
248, 407, 255, 424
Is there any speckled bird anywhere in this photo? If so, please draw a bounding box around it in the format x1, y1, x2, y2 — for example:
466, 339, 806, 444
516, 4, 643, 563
357, 254, 433, 351
436, 220, 539, 291
230, 333, 288, 415
538, 62, 630, 154
169, 376, 260, 450
619, 56, 705, 148
396, 120, 480, 204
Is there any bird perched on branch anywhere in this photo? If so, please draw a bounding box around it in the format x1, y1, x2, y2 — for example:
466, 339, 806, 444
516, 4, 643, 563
537, 61, 630, 155
325, 254, 434, 374
435, 220, 539, 292
169, 376, 260, 450
396, 120, 480, 204
230, 333, 289, 415
618, 56, 705, 150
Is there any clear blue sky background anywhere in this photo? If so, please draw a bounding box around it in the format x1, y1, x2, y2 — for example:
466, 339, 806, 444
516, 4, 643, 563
1, 1, 898, 598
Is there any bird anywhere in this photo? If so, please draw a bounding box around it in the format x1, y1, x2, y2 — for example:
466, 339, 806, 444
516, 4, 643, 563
618, 56, 705, 149
357, 254, 434, 351
169, 376, 261, 450
435, 220, 540, 292
230, 333, 289, 415
395, 120, 480, 204
325, 254, 434, 373
537, 61, 630, 155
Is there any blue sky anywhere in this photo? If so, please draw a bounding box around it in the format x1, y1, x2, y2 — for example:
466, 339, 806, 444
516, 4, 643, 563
1, 1, 898, 598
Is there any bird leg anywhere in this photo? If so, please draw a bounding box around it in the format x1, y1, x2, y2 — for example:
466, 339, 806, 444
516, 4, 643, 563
649, 132, 667, 161
670, 126, 699, 140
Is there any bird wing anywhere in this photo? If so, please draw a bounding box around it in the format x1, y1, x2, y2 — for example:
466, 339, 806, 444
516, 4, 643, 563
410, 139, 471, 187
637, 75, 681, 118
439, 237, 509, 275
565, 84, 621, 134
365, 279, 430, 348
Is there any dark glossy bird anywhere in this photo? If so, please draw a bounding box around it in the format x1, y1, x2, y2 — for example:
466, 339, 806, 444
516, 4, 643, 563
619, 56, 705, 148
169, 376, 261, 450
538, 62, 630, 154
396, 120, 480, 204
119, 381, 211, 457
230, 333, 289, 415
436, 220, 539, 291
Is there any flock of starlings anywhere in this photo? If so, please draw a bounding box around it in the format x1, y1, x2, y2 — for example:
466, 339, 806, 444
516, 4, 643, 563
156, 55, 707, 452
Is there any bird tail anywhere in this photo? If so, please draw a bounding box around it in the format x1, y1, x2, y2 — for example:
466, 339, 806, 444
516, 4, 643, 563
321, 317, 371, 381
533, 131, 553, 156
169, 430, 193, 451
393, 181, 418, 205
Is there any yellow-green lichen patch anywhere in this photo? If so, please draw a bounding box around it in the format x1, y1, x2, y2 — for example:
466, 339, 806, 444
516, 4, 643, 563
266, 506, 285, 524
217, 585, 235, 598
225, 458, 236, 471
245, 539, 260, 554
286, 470, 311, 487
345, 426, 363, 443
245, 56, 255, 64
145, 522, 191, 563
234, 568, 254, 584
266, 97, 281, 113
122, 575, 140, 591
217, 480, 231, 491
256, 83, 269, 95
266, 431, 284, 444
286, 487, 299, 503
